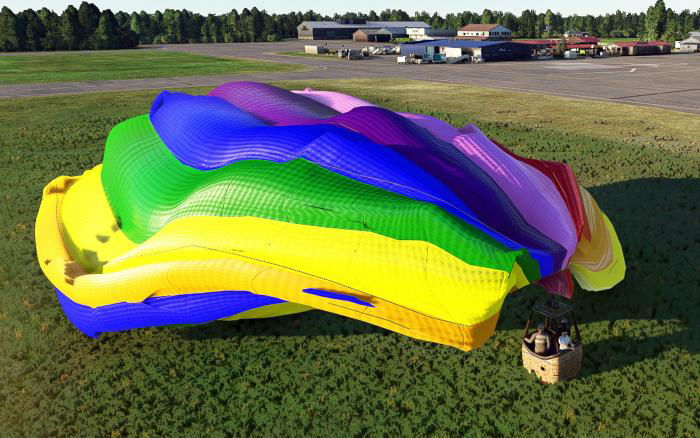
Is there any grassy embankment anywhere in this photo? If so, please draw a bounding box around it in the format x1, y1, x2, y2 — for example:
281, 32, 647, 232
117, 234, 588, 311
0, 50, 305, 85
1, 79, 698, 436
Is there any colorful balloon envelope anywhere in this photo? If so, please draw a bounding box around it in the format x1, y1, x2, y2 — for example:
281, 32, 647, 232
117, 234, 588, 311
35, 82, 625, 351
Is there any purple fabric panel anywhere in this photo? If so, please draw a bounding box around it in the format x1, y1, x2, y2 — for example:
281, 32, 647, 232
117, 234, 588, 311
290, 89, 461, 143
209, 81, 338, 124
452, 128, 577, 268
397, 113, 461, 143
292, 89, 376, 113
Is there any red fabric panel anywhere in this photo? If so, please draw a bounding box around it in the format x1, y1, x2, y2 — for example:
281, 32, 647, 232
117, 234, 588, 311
490, 140, 590, 241
537, 269, 574, 299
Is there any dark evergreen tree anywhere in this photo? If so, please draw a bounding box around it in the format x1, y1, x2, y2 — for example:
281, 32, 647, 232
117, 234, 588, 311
663, 10, 683, 41
543, 9, 556, 37
77, 2, 100, 48
38, 8, 63, 50
202, 14, 221, 43
518, 9, 537, 38
1, 4, 698, 52
91, 9, 118, 49
133, 11, 151, 44
645, 0, 667, 40
185, 11, 204, 43
0, 7, 20, 51
239, 8, 252, 42
223, 9, 241, 42
60, 6, 80, 50
14, 9, 27, 50
501, 12, 519, 35
129, 12, 145, 44
22, 9, 46, 51
149, 10, 163, 43
536, 13, 546, 37
250, 7, 264, 41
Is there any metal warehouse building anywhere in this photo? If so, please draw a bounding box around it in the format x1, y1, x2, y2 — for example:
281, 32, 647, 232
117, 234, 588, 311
400, 40, 533, 62
353, 27, 407, 43
297, 19, 429, 40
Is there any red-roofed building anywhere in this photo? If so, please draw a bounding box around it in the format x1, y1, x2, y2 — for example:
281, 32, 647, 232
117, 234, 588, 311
519, 38, 604, 57
606, 41, 671, 56
569, 36, 599, 44
457, 24, 513, 41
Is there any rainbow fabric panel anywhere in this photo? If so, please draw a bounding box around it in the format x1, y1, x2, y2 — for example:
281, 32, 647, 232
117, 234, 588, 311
35, 82, 625, 351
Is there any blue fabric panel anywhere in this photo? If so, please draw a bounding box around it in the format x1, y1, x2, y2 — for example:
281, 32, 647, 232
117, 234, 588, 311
302, 288, 375, 307
148, 91, 555, 276
56, 289, 285, 338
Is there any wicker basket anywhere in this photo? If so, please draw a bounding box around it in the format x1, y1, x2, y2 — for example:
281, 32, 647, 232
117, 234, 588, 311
521, 343, 582, 384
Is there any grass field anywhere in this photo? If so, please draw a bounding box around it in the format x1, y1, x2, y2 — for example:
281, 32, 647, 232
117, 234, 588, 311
0, 50, 304, 85
1, 79, 699, 436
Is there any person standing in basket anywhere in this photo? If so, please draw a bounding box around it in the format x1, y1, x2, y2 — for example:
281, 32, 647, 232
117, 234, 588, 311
558, 330, 573, 353
525, 323, 551, 355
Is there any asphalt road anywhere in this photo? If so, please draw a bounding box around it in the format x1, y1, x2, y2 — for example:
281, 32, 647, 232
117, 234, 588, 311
2, 40, 700, 114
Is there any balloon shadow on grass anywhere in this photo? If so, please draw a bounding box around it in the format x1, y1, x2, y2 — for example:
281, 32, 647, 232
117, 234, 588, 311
498, 177, 700, 375
177, 309, 386, 341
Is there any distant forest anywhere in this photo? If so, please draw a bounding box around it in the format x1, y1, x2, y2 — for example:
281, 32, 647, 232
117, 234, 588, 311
0, 0, 698, 51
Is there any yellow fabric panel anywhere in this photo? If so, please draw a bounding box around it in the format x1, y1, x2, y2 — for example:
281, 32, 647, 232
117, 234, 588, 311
571, 186, 613, 271
506, 262, 529, 292
571, 213, 625, 291
220, 302, 312, 321
61, 165, 136, 273
35, 169, 517, 351
36, 177, 73, 267
36, 175, 86, 287
102, 216, 511, 326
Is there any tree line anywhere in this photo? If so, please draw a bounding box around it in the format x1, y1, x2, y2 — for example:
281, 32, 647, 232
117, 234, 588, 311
0, 0, 698, 52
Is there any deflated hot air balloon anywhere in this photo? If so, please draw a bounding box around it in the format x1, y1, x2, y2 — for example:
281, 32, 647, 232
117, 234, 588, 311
35, 82, 625, 351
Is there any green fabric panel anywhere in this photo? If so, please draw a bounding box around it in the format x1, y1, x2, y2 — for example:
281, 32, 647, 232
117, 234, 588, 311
101, 114, 540, 276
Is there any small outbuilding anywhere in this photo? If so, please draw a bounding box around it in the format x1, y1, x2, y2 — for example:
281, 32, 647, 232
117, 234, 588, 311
676, 31, 700, 52
304, 45, 328, 55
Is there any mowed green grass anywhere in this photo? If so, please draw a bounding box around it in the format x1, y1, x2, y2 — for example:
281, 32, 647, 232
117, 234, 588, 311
1, 80, 699, 436
0, 50, 305, 85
